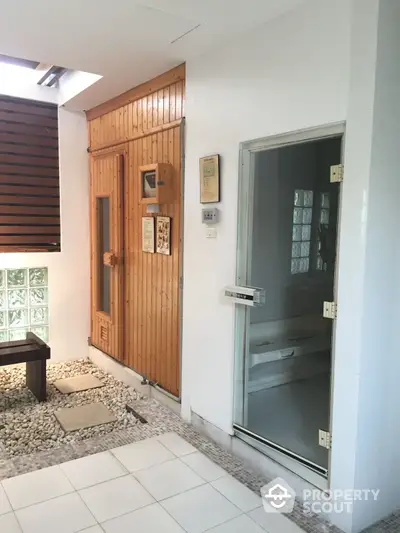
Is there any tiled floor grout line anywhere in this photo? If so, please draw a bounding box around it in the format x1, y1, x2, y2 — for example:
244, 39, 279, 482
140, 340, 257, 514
74, 488, 102, 531
76, 472, 134, 494
175, 453, 227, 484
147, 483, 197, 533
0, 480, 12, 515
201, 513, 261, 533
0, 474, 78, 512
7, 489, 75, 513
153, 505, 190, 533
11, 509, 23, 533
97, 498, 183, 531
60, 471, 129, 491
80, 526, 105, 533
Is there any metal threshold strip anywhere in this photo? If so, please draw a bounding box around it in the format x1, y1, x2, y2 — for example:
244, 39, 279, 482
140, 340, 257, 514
233, 424, 328, 478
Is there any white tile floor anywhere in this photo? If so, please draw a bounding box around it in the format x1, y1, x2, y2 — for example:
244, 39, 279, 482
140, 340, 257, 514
0, 432, 306, 533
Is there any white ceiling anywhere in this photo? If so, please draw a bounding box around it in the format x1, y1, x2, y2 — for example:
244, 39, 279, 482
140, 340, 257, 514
0, 0, 305, 111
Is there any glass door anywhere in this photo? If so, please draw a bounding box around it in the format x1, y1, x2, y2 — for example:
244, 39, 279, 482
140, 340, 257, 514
234, 127, 343, 474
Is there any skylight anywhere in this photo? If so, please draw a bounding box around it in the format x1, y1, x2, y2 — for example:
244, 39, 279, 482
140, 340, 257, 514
0, 54, 69, 88
0, 52, 102, 106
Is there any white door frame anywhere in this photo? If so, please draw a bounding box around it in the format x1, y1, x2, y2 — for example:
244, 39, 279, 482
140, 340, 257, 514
233, 121, 346, 488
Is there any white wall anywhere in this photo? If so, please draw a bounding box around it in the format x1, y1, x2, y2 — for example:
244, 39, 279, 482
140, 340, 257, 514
0, 84, 90, 362
58, 70, 102, 108
182, 0, 351, 433
330, 0, 400, 531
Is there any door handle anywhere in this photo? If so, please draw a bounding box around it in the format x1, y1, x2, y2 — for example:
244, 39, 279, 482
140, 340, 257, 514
103, 251, 117, 267
224, 285, 266, 307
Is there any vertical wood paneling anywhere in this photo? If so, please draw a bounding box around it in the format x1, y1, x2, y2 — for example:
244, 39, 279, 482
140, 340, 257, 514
163, 87, 170, 124
99, 115, 105, 146
157, 90, 163, 127
88, 73, 184, 397
175, 81, 183, 120
152, 92, 158, 128
121, 126, 181, 396
169, 83, 176, 122
142, 96, 147, 133
132, 102, 138, 136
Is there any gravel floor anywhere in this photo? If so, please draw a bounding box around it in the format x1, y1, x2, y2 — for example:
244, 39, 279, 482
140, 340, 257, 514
0, 359, 141, 458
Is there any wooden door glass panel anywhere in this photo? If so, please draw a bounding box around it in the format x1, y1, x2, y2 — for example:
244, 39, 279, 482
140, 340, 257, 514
143, 170, 157, 198
97, 197, 111, 315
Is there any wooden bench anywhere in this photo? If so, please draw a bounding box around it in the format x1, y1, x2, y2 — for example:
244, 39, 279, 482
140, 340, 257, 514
0, 332, 51, 402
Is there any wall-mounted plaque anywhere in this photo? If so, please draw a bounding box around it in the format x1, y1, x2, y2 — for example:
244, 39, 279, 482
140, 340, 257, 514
200, 155, 220, 204
156, 216, 171, 255
142, 217, 155, 253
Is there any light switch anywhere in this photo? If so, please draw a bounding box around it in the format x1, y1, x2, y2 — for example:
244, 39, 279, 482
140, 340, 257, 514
206, 227, 217, 239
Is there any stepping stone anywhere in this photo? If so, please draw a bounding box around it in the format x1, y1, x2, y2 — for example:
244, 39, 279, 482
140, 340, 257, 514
55, 402, 116, 432
54, 374, 104, 394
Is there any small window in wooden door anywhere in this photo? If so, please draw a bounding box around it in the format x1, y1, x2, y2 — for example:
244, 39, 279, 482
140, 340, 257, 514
97, 197, 111, 314
90, 152, 124, 362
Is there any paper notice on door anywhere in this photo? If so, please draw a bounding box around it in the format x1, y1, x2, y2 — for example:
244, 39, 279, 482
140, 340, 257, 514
142, 216, 155, 253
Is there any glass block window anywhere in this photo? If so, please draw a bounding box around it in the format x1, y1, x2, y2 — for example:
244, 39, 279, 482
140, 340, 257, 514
0, 268, 49, 342
291, 190, 313, 274
317, 193, 330, 271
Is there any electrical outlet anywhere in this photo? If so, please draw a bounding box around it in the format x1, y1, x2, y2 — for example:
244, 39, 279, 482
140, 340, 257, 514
206, 227, 217, 239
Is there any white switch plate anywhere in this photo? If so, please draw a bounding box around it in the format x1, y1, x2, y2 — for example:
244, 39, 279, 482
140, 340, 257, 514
206, 227, 217, 239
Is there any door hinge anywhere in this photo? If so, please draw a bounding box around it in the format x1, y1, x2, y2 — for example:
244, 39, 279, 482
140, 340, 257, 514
323, 301, 337, 320
330, 164, 344, 183
179, 276, 183, 290
87, 336, 92, 346
319, 430, 332, 450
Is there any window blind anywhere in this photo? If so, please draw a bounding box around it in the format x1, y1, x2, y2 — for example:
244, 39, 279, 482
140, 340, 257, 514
0, 94, 60, 252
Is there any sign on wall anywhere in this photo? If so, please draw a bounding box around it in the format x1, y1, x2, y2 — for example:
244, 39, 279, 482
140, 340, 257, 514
156, 216, 171, 255
142, 217, 155, 253
200, 155, 220, 203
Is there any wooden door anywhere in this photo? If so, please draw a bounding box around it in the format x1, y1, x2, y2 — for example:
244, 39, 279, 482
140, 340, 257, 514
90, 150, 125, 362
124, 125, 182, 397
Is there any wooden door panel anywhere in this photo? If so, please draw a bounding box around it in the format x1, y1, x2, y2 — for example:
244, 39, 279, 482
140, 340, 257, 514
90, 150, 125, 362
124, 125, 182, 397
